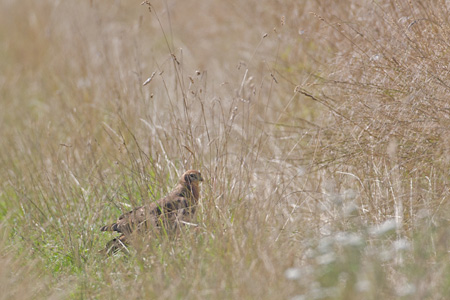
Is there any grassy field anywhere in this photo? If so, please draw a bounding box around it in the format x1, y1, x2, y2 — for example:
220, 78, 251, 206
1, 0, 449, 299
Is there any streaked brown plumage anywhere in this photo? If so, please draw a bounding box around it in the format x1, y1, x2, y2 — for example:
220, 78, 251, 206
100, 170, 203, 254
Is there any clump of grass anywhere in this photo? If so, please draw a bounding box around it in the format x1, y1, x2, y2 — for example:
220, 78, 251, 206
0, 225, 69, 300
299, 1, 450, 225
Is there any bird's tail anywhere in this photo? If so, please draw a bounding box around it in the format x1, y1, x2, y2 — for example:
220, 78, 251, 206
100, 223, 118, 232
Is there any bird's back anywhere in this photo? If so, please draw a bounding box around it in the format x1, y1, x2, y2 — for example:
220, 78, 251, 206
100, 190, 197, 235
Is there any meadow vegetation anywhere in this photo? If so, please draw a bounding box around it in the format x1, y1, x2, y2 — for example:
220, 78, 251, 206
0, 0, 449, 299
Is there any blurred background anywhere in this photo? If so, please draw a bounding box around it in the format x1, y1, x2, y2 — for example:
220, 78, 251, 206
0, 1, 449, 299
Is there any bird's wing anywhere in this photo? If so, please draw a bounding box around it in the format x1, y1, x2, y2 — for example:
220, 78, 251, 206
100, 205, 157, 234
156, 195, 197, 225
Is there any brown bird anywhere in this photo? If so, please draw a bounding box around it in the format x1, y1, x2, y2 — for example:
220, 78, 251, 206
100, 170, 203, 254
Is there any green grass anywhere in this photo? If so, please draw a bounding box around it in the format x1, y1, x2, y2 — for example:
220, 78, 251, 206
0, 0, 449, 299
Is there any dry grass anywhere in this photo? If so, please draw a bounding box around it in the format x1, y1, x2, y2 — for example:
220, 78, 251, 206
0, 0, 449, 299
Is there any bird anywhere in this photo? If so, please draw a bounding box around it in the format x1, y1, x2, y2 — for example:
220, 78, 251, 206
100, 170, 203, 254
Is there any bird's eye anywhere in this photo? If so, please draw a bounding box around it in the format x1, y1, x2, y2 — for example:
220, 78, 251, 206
189, 174, 195, 178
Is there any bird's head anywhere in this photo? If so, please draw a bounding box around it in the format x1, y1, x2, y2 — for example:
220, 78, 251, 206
181, 170, 203, 186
